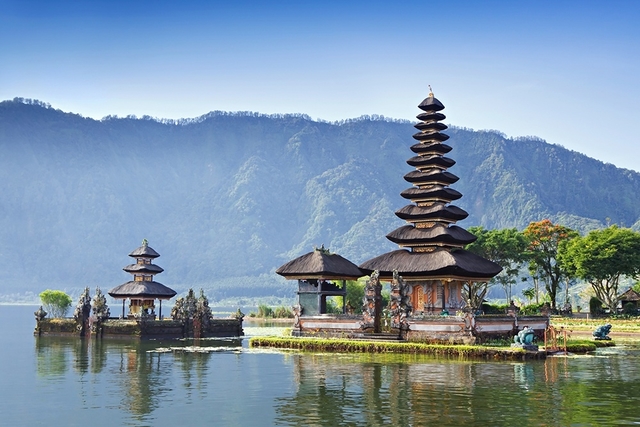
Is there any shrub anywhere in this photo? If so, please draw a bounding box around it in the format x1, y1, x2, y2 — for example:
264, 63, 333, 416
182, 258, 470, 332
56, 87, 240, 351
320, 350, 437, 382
39, 290, 72, 318
589, 297, 603, 316
273, 306, 294, 318
257, 304, 274, 318
622, 302, 637, 316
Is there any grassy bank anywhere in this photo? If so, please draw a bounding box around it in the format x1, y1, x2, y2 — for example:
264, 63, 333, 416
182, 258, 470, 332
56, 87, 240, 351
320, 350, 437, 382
551, 317, 640, 333
249, 336, 546, 360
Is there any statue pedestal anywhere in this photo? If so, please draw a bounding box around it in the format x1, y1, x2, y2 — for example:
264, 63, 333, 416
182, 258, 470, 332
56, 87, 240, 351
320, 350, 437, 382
511, 343, 539, 351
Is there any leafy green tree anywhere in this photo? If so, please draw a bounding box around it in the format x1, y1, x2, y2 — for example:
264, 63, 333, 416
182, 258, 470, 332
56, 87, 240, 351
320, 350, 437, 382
39, 289, 72, 318
559, 226, 640, 312
523, 219, 578, 310
466, 226, 529, 302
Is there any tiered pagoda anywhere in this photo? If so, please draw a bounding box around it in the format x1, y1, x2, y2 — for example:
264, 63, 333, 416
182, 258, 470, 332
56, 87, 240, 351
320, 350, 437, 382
360, 91, 501, 314
108, 239, 177, 319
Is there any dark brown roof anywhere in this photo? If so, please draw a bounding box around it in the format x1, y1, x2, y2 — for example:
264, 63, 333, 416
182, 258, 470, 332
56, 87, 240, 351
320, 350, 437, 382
619, 288, 640, 302
410, 142, 452, 155
129, 244, 160, 258
416, 112, 446, 122
418, 95, 445, 112
386, 224, 477, 246
108, 281, 177, 299
414, 122, 448, 132
359, 248, 502, 280
400, 187, 462, 202
276, 249, 364, 280
407, 155, 455, 169
395, 204, 468, 222
412, 131, 450, 142
404, 170, 459, 185
123, 263, 164, 274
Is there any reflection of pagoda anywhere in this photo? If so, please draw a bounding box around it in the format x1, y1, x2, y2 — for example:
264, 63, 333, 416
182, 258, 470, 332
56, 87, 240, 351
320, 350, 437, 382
360, 91, 501, 313
108, 240, 176, 319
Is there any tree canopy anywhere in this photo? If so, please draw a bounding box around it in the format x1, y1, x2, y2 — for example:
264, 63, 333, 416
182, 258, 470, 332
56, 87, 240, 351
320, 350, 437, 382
560, 226, 640, 311
466, 226, 528, 301
39, 289, 72, 318
523, 219, 578, 310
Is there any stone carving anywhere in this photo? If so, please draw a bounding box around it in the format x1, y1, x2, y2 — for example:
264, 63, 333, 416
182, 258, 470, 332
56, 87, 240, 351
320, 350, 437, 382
292, 305, 302, 329
514, 326, 535, 345
34, 306, 47, 321
92, 287, 110, 322
73, 287, 92, 335
593, 323, 612, 340
361, 270, 381, 332
389, 270, 412, 330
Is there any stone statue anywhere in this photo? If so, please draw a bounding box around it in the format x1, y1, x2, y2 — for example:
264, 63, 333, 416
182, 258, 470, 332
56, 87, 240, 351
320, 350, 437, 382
34, 306, 47, 322
92, 287, 110, 322
389, 270, 412, 330
593, 323, 612, 340
514, 326, 535, 345
361, 270, 381, 332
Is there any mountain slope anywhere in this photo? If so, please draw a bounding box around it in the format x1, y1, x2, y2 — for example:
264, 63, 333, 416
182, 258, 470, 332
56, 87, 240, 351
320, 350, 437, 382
1, 98, 639, 300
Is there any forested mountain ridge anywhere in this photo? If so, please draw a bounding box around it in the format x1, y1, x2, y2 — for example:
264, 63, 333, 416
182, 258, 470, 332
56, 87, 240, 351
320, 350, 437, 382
1, 98, 639, 301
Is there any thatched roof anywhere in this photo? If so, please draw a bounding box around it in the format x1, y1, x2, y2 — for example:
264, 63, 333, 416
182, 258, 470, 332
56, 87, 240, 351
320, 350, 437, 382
395, 204, 468, 222
386, 224, 477, 246
404, 170, 459, 185
410, 142, 452, 155
619, 288, 640, 302
129, 242, 160, 258
412, 131, 450, 142
359, 248, 502, 281
123, 263, 164, 274
414, 122, 448, 132
276, 248, 364, 280
416, 112, 445, 122
108, 281, 177, 300
400, 187, 462, 202
406, 155, 455, 169
418, 95, 445, 112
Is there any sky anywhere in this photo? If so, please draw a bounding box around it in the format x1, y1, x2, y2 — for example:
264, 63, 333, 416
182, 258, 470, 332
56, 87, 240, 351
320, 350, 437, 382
2, 0, 640, 170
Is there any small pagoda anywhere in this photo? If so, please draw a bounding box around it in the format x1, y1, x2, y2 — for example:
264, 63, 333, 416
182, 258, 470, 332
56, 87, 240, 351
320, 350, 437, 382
276, 246, 364, 316
108, 239, 177, 319
360, 90, 502, 314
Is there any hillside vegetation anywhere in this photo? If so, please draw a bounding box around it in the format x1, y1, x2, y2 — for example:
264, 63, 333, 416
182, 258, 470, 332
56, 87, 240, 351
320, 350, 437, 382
2, 98, 640, 302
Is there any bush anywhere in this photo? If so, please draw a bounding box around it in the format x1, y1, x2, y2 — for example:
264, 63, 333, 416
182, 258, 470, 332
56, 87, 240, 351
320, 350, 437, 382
481, 303, 509, 314
520, 302, 546, 315
39, 290, 72, 318
622, 302, 637, 316
589, 297, 603, 316
257, 304, 273, 318
273, 306, 294, 318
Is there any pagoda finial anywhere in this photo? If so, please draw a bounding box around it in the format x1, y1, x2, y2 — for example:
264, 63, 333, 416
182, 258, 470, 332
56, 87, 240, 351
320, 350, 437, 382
142, 238, 148, 247
428, 85, 434, 97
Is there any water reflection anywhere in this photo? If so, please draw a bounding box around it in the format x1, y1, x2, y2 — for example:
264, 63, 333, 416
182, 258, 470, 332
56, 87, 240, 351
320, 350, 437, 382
275, 350, 640, 426
35, 336, 242, 420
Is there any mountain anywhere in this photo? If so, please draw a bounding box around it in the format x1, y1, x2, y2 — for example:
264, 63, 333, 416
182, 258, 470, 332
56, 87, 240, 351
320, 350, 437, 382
2, 98, 640, 302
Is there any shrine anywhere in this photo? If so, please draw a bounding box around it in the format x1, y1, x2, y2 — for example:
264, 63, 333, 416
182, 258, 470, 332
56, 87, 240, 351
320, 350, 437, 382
108, 239, 177, 319
359, 90, 503, 314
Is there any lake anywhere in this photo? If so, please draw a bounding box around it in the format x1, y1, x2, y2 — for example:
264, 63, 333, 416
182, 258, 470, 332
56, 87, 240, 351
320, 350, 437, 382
2, 305, 640, 426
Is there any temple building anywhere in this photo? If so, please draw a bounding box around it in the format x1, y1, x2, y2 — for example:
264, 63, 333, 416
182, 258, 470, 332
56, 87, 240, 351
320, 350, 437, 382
108, 239, 177, 319
276, 246, 364, 315
359, 91, 502, 314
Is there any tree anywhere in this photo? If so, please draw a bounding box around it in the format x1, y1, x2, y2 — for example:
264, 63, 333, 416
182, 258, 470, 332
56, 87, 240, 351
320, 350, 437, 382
39, 289, 72, 318
466, 226, 528, 302
523, 219, 578, 310
559, 226, 640, 312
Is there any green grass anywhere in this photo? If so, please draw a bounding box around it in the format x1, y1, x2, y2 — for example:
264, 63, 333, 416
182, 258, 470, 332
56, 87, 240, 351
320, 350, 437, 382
249, 336, 544, 360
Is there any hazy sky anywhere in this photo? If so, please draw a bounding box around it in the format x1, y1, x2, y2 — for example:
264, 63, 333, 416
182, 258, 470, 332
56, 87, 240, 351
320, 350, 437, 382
2, 1, 639, 170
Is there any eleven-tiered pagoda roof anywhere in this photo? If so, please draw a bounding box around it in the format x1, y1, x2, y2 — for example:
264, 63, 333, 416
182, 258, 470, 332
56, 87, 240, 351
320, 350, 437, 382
359, 91, 501, 281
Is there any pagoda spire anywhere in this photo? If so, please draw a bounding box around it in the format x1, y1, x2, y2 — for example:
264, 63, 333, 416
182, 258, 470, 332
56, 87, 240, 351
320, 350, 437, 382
359, 92, 501, 282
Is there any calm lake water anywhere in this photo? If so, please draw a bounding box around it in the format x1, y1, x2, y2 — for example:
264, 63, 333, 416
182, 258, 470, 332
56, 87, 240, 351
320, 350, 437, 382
2, 305, 640, 426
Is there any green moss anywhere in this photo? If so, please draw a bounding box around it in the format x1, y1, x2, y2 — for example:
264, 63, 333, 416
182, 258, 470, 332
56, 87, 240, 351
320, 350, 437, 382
249, 336, 541, 360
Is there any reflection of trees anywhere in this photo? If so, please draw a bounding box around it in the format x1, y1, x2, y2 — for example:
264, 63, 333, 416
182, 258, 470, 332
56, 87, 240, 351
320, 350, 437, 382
277, 354, 636, 426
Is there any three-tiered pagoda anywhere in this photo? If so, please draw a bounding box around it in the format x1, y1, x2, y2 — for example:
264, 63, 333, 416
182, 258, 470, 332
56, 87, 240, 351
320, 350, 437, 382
360, 91, 501, 314
108, 239, 177, 319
